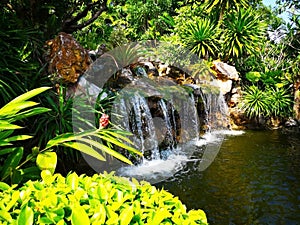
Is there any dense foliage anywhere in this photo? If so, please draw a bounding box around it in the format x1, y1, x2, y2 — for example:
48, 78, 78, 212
0, 87, 141, 185
0, 172, 208, 225
1, 0, 300, 222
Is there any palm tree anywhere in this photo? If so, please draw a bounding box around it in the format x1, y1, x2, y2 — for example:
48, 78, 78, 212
222, 8, 267, 62
203, 0, 249, 21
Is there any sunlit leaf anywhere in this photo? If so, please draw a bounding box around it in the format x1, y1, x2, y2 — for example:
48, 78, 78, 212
17, 205, 34, 225
36, 152, 57, 174
62, 142, 105, 161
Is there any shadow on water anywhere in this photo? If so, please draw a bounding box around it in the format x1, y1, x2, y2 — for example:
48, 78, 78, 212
156, 130, 300, 225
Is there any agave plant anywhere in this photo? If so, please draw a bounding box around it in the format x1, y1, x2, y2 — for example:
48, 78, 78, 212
267, 87, 293, 118
203, 0, 248, 21
181, 18, 221, 59
241, 85, 270, 119
222, 8, 267, 61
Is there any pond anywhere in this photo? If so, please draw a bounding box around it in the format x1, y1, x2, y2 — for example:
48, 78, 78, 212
156, 130, 300, 225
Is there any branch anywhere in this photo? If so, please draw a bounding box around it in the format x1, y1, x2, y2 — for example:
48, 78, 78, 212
62, 0, 107, 33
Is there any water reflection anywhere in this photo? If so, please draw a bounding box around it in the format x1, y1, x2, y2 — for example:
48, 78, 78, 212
156, 130, 300, 225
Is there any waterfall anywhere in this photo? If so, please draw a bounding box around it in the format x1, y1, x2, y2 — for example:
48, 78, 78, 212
111, 86, 202, 163
73, 57, 233, 182
112, 93, 159, 161
157, 99, 177, 158
200, 89, 231, 131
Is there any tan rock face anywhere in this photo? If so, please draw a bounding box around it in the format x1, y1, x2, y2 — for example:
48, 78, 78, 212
45, 32, 92, 84
212, 61, 239, 81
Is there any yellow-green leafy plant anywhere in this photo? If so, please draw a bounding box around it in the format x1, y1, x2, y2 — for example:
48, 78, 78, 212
181, 18, 221, 59
0, 87, 142, 185
0, 172, 208, 225
223, 8, 267, 61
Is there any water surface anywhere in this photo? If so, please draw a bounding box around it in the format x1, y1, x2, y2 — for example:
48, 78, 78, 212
156, 130, 300, 225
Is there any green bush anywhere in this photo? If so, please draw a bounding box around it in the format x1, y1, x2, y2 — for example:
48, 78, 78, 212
0, 172, 208, 225
0, 87, 142, 185
241, 85, 293, 120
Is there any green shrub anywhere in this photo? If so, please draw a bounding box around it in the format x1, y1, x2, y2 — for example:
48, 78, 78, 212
0, 87, 142, 185
267, 87, 293, 118
0, 172, 208, 225
241, 85, 293, 120
241, 85, 270, 119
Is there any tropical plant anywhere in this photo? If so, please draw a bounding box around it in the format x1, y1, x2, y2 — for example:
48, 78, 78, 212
267, 87, 293, 117
203, 0, 249, 21
0, 87, 142, 185
0, 87, 52, 184
241, 84, 294, 122
116, 0, 176, 40
0, 172, 208, 225
222, 8, 267, 62
241, 85, 270, 119
0, 13, 44, 106
246, 71, 261, 83
180, 18, 221, 59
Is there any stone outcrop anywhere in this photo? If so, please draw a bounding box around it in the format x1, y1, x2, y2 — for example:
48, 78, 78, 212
45, 32, 92, 84
210, 61, 245, 129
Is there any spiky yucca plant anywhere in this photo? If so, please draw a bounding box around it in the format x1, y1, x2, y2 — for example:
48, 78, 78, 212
223, 8, 267, 61
181, 18, 220, 59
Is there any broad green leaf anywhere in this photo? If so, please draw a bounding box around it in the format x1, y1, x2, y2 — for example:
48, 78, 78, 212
97, 184, 109, 202
71, 205, 90, 225
0, 210, 12, 223
41, 170, 54, 184
5, 190, 20, 211
0, 181, 10, 191
3, 135, 32, 143
62, 142, 105, 161
0, 121, 22, 130
0, 142, 13, 148
5, 87, 51, 106
36, 151, 57, 174
0, 147, 24, 156
12, 107, 51, 121
78, 137, 133, 165
17, 205, 34, 225
102, 130, 134, 144
45, 130, 96, 150
57, 220, 65, 225
151, 208, 172, 225
105, 206, 119, 225
0, 101, 39, 116
95, 133, 142, 156
0, 130, 13, 140
20, 166, 41, 180
66, 172, 79, 190
119, 206, 134, 225
0, 147, 23, 179
188, 209, 207, 223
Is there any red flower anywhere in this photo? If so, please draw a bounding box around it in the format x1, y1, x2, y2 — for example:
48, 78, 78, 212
99, 114, 109, 128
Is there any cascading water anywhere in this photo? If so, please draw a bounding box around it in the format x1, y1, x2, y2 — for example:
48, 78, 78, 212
69, 40, 243, 183
112, 93, 159, 161
200, 88, 231, 131
76, 75, 233, 182
157, 100, 176, 152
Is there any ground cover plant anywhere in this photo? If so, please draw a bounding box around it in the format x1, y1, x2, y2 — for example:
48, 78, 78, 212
0, 172, 208, 225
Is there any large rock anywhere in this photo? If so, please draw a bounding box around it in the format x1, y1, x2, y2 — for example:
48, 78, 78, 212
216, 79, 232, 95
45, 32, 92, 84
212, 61, 239, 81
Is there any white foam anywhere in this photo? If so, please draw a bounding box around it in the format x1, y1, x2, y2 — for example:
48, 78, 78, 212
118, 154, 188, 182
212, 130, 245, 136
117, 130, 245, 183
